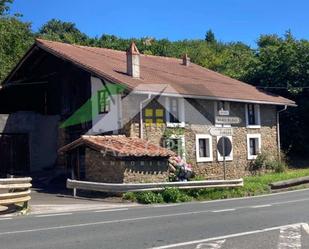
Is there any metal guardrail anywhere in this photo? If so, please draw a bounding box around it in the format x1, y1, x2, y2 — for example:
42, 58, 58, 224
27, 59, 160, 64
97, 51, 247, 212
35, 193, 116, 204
0, 177, 32, 209
67, 178, 243, 195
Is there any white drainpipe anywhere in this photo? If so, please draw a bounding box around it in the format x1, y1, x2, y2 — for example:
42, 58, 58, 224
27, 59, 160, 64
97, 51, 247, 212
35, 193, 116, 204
277, 105, 287, 161
139, 94, 152, 139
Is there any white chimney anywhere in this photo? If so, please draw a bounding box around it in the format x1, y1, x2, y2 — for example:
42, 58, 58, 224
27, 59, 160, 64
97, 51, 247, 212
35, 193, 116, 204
182, 53, 190, 66
126, 42, 140, 78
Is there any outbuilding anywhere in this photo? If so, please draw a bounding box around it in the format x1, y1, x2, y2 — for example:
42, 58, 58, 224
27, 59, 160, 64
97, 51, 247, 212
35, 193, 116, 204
59, 135, 175, 183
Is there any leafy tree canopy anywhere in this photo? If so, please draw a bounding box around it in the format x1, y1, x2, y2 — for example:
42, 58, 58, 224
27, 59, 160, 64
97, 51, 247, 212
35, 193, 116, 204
37, 19, 89, 44
0, 16, 34, 81
205, 29, 216, 43
0, 0, 13, 15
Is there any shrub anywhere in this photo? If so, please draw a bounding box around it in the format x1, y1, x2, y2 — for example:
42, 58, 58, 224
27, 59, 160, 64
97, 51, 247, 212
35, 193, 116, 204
161, 187, 191, 203
251, 152, 268, 171
135, 192, 163, 204
178, 193, 192, 202
251, 151, 288, 173
168, 156, 194, 182
122, 192, 136, 202
162, 188, 182, 203
266, 161, 287, 173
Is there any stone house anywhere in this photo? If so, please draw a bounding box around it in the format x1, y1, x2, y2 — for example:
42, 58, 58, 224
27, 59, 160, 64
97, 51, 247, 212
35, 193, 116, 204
0, 39, 295, 181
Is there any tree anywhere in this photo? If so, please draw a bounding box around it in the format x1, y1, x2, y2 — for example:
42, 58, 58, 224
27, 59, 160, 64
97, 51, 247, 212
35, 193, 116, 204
205, 29, 216, 43
245, 31, 309, 157
37, 19, 89, 44
0, 0, 13, 15
0, 16, 34, 82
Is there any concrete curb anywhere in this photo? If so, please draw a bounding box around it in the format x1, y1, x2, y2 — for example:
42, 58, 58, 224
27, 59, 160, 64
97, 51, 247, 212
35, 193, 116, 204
270, 176, 309, 189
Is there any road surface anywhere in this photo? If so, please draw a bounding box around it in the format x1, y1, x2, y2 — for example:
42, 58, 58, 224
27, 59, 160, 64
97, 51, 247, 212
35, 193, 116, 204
1, 188, 309, 249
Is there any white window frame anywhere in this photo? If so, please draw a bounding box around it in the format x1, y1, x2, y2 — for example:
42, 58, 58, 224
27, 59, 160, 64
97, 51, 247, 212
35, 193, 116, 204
196, 134, 213, 162
214, 101, 231, 127
166, 134, 186, 160
216, 136, 233, 161
247, 134, 262, 160
165, 97, 185, 127
245, 104, 261, 128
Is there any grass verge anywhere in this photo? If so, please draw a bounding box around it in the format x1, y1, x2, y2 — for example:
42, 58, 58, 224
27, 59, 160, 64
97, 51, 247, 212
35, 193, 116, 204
123, 168, 309, 204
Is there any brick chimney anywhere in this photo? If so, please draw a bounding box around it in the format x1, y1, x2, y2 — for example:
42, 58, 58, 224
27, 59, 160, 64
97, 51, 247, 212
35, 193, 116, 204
126, 42, 140, 78
182, 53, 190, 66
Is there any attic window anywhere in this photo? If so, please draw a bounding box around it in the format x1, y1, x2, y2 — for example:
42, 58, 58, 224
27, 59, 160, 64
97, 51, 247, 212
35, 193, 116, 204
216, 101, 230, 116
246, 104, 261, 127
165, 97, 185, 127
98, 89, 110, 114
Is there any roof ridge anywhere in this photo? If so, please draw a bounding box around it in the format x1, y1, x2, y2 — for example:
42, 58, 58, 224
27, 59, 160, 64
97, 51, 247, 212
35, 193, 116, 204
36, 38, 182, 62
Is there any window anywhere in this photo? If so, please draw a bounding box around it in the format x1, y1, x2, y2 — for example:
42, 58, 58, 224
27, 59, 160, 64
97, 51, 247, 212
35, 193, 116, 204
247, 134, 261, 159
215, 101, 231, 127
166, 97, 185, 127
144, 108, 164, 126
216, 136, 233, 161
196, 134, 213, 162
98, 89, 110, 114
245, 104, 261, 128
216, 101, 230, 116
165, 135, 185, 159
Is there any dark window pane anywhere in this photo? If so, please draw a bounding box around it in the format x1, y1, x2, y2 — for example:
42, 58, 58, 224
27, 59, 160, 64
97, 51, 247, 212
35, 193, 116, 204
169, 98, 180, 123
98, 90, 110, 114
199, 138, 210, 158
248, 104, 256, 125
249, 138, 257, 155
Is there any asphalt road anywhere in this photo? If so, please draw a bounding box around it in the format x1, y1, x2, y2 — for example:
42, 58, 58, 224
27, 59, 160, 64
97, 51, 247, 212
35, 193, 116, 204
1, 189, 309, 249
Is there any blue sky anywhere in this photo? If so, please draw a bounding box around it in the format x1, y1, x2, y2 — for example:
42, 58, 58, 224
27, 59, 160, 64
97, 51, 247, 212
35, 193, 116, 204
10, 0, 309, 46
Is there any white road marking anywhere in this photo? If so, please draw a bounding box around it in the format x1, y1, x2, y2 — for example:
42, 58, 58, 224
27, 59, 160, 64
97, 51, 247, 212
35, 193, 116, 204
211, 209, 235, 213
250, 204, 272, 209
270, 197, 309, 206
0, 210, 213, 236
94, 208, 129, 213
208, 197, 309, 213
35, 212, 73, 218
278, 225, 301, 249
0, 218, 12, 221
196, 239, 225, 249
148, 222, 309, 249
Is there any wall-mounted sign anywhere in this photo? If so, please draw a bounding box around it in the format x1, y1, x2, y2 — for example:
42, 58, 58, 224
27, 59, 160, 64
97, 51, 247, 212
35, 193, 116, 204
218, 110, 230, 116
215, 116, 241, 124
209, 127, 234, 136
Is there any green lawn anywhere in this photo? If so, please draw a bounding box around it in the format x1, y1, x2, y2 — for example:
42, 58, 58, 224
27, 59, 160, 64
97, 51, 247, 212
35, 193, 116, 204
123, 168, 309, 204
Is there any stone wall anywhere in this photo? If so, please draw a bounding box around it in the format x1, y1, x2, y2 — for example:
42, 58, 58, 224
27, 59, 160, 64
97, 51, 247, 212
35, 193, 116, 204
85, 148, 169, 183
122, 97, 279, 179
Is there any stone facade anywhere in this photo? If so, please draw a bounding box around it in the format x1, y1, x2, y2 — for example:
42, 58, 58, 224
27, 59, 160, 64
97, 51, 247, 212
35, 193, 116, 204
122, 97, 279, 179
85, 148, 169, 183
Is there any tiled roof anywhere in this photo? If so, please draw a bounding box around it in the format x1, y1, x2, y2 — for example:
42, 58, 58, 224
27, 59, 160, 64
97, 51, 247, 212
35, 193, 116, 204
59, 135, 175, 157
35, 39, 295, 106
